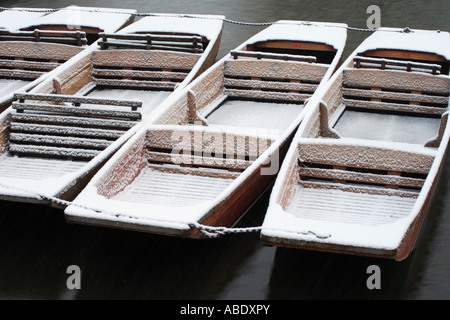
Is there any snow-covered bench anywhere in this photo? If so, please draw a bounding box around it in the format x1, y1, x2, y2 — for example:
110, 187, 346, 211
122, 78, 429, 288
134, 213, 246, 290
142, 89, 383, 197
0, 29, 87, 80
8, 93, 142, 160
92, 48, 200, 90
98, 33, 204, 53
145, 127, 273, 175
297, 140, 434, 195
342, 66, 449, 116
223, 50, 327, 103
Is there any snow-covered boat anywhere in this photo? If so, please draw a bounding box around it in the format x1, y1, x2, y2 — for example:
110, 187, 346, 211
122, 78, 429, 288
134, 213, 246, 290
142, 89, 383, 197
0, 14, 224, 205
64, 21, 348, 238
0, 6, 137, 112
260, 27, 450, 261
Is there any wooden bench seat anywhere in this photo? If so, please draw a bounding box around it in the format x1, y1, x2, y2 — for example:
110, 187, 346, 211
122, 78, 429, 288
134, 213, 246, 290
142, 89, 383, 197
145, 128, 273, 174
223, 50, 327, 102
92, 49, 199, 90
342, 68, 450, 116
98, 33, 204, 53
8, 93, 142, 160
297, 141, 434, 196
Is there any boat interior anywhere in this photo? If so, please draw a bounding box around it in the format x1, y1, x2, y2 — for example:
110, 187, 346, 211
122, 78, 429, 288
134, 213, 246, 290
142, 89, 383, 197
99, 38, 342, 207
276, 48, 450, 228
0, 28, 89, 107
0, 27, 216, 195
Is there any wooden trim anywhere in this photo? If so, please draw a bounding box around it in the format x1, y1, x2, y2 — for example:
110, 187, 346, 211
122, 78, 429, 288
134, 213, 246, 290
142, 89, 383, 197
363, 49, 448, 64
12, 103, 142, 120
10, 133, 112, 149
300, 181, 419, 198
224, 59, 328, 82
343, 98, 446, 115
14, 93, 142, 109
93, 78, 177, 89
93, 68, 188, 80
10, 123, 124, 139
343, 69, 450, 94
249, 40, 336, 52
224, 78, 318, 92
146, 163, 240, 180
298, 142, 434, 174
9, 144, 101, 159
224, 88, 311, 102
0, 69, 44, 79
11, 113, 137, 129
354, 56, 442, 74
342, 88, 449, 105
230, 50, 316, 63
146, 150, 252, 171
300, 167, 424, 188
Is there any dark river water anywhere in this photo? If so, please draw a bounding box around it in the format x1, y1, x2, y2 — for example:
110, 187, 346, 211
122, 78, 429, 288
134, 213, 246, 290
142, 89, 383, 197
0, 0, 449, 301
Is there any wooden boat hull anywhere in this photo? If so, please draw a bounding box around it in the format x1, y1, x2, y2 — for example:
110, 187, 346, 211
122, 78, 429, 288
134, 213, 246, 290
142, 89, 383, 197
64, 21, 348, 238
0, 15, 225, 206
260, 27, 450, 261
0, 7, 137, 113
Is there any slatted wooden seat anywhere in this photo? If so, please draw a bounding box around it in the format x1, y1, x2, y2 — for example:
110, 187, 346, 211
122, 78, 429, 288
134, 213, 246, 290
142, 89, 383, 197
98, 33, 204, 53
0, 29, 87, 80
342, 64, 450, 116
144, 128, 273, 177
354, 56, 442, 75
223, 50, 327, 103
92, 49, 200, 90
0, 29, 88, 46
8, 93, 142, 160
297, 141, 434, 196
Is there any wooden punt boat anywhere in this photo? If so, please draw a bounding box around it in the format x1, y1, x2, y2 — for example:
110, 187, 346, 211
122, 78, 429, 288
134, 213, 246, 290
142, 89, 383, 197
260, 27, 450, 261
64, 21, 348, 238
0, 14, 224, 205
0, 6, 137, 112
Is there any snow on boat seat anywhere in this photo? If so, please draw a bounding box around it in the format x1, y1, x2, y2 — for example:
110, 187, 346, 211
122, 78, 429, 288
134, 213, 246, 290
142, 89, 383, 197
0, 30, 88, 81
96, 126, 274, 205
222, 50, 327, 102
288, 139, 436, 225
91, 14, 223, 91
203, 50, 328, 130
332, 58, 450, 144
8, 93, 142, 160
92, 49, 201, 90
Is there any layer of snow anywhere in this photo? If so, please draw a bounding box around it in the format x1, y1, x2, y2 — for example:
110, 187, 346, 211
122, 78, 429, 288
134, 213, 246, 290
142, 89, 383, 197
0, 79, 31, 99
0, 8, 49, 31
355, 27, 450, 61
114, 166, 233, 206
86, 88, 171, 117
21, 6, 137, 33
206, 100, 303, 130
334, 110, 441, 145
245, 20, 347, 50
118, 14, 225, 40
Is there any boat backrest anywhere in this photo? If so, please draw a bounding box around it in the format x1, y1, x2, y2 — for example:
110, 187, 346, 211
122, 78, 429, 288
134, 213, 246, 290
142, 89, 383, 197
91, 48, 201, 90
354, 56, 442, 75
145, 128, 274, 174
297, 141, 435, 197
223, 51, 328, 103
0, 30, 87, 80
8, 93, 142, 160
98, 33, 205, 53
342, 68, 450, 116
